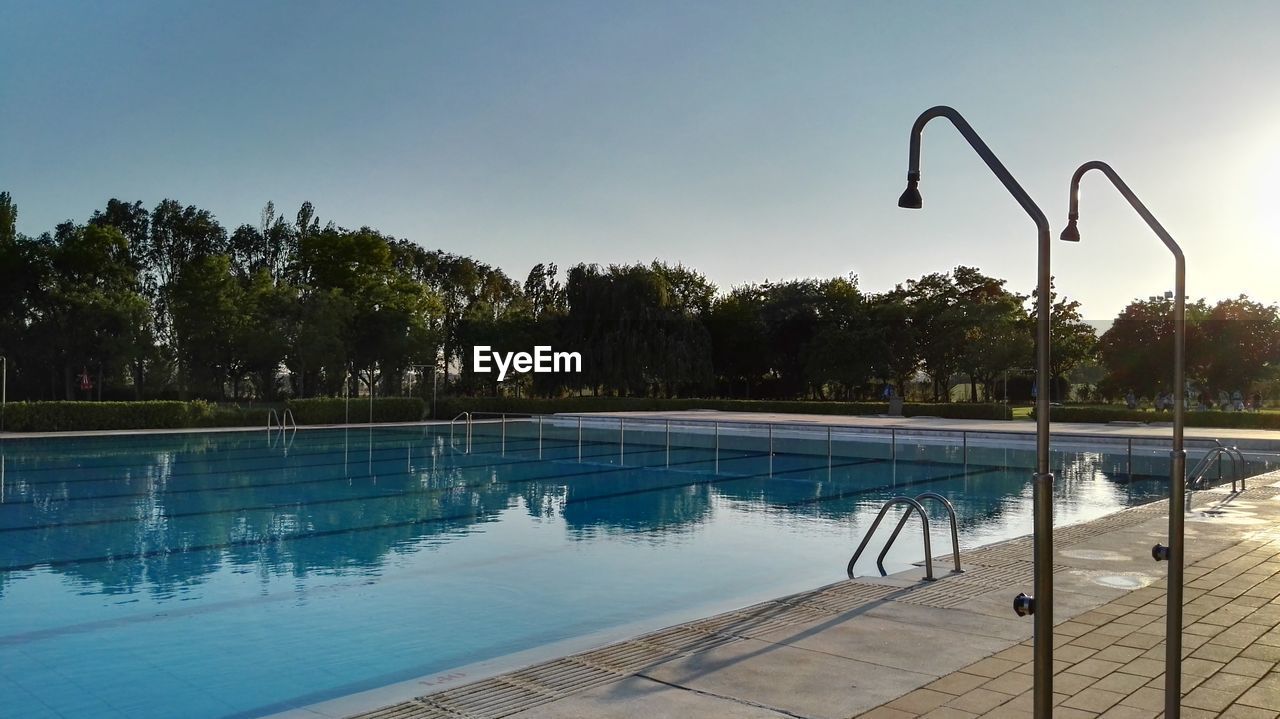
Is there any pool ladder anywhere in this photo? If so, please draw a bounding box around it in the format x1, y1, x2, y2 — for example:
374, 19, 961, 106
1183, 441, 1247, 511
449, 412, 472, 454
267, 409, 297, 450
847, 493, 963, 582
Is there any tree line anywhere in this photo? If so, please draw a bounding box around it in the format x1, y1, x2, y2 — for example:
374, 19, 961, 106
1, 191, 1276, 404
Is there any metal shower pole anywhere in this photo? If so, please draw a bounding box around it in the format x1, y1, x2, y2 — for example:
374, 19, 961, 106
1063, 160, 1186, 717
898, 105, 1054, 719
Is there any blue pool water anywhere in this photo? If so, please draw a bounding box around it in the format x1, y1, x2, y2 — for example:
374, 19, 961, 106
0, 420, 1271, 718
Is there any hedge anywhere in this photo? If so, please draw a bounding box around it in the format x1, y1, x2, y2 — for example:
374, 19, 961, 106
0, 401, 270, 432
0, 398, 428, 432
434, 397, 1014, 421
0, 396, 1012, 432
284, 397, 426, 425
1042, 406, 1280, 430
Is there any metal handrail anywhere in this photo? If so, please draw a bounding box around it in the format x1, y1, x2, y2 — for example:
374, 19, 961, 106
449, 412, 472, 454
847, 496, 936, 582
281, 408, 297, 431
481, 412, 1261, 488
1211, 439, 1247, 483
878, 492, 963, 576
1186, 446, 1243, 492
266, 409, 280, 431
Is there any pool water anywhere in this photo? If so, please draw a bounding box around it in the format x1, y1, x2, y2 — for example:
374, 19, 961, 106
0, 421, 1268, 718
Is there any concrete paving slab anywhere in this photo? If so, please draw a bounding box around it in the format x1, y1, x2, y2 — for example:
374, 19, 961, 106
750, 614, 1013, 675
860, 600, 1032, 642
506, 675, 794, 718
641, 638, 935, 719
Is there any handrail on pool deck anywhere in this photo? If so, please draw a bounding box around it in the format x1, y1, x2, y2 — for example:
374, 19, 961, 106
847, 496, 937, 581
449, 412, 472, 454
512, 412, 1262, 482
877, 492, 964, 577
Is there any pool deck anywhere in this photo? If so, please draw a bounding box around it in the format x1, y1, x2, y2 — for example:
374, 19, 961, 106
558, 410, 1280, 449
304, 469, 1280, 719
4, 410, 1280, 448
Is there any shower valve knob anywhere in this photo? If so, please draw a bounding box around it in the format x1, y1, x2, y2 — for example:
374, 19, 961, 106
1013, 592, 1035, 617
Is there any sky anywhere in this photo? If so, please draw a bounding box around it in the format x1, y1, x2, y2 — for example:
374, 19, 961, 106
2, 1, 1278, 320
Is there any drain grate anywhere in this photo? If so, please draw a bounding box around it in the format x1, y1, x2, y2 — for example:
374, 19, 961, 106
893, 576, 1006, 608
353, 702, 460, 719
507, 658, 620, 695
790, 581, 901, 613
422, 678, 551, 719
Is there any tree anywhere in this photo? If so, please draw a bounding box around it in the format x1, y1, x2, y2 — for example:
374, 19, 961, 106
1039, 288, 1097, 401
27, 223, 150, 398
1099, 296, 1209, 398
1197, 297, 1280, 391
169, 254, 243, 398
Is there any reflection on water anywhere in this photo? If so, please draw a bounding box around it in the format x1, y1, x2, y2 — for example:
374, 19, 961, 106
0, 424, 1244, 600
1, 424, 1275, 719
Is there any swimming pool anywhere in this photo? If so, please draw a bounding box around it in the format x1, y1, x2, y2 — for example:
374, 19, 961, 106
0, 419, 1272, 718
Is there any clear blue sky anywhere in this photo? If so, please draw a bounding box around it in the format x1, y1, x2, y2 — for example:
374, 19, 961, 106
3, 1, 1278, 319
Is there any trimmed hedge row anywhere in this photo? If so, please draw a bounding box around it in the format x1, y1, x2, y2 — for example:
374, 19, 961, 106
284, 397, 426, 425
0, 398, 426, 432
434, 397, 1014, 421
0, 401, 271, 432
1043, 406, 1280, 430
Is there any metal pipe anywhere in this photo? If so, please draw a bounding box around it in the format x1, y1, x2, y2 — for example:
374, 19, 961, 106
847, 496, 935, 581
878, 492, 964, 576
666, 419, 671, 467
1064, 160, 1186, 718
902, 105, 1053, 718
714, 422, 719, 474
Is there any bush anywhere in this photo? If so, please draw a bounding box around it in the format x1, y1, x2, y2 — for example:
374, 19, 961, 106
285, 397, 426, 425
1041, 406, 1280, 430
0, 396, 217, 429
434, 397, 1013, 421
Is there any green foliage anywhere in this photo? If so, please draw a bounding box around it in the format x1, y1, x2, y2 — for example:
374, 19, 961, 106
3, 190, 1277, 418
1100, 295, 1280, 397
435, 396, 1013, 421
0, 401, 267, 432
284, 397, 426, 424
1043, 405, 1280, 430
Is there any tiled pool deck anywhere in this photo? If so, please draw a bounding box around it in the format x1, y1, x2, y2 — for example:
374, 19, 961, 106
306, 469, 1280, 719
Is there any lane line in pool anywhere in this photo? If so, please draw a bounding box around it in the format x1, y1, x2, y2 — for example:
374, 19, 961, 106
0, 445, 767, 532
0, 454, 940, 571
2, 432, 989, 509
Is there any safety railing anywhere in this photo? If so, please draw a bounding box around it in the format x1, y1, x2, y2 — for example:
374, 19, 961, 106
266, 408, 297, 451
424, 411, 1271, 488
877, 492, 963, 577
449, 412, 472, 454
847, 496, 939, 581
